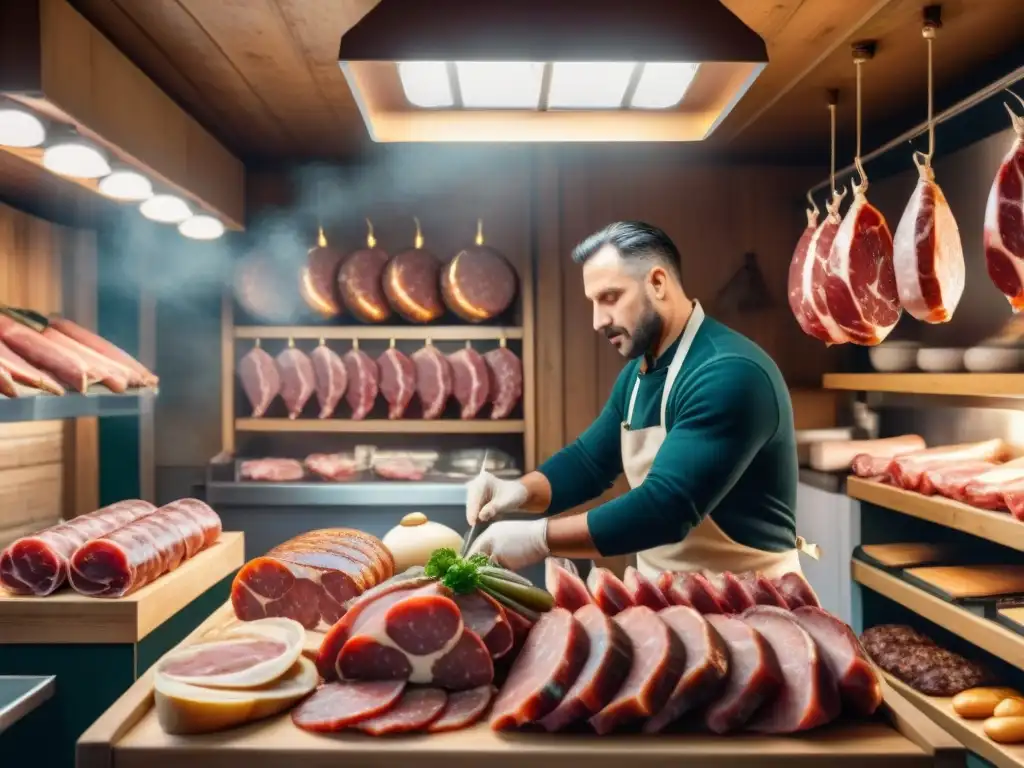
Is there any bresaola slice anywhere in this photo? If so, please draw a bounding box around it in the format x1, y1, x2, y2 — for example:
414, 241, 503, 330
893, 156, 965, 323
790, 606, 883, 717
739, 606, 841, 733
546, 558, 594, 612
623, 566, 669, 610
351, 687, 448, 735
292, 679, 406, 732
703, 614, 782, 734
586, 567, 634, 615
490, 607, 589, 730
589, 606, 686, 734
644, 605, 729, 733
538, 604, 633, 732
427, 685, 495, 733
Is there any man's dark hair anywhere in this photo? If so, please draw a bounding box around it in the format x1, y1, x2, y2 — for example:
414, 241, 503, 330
571, 221, 682, 282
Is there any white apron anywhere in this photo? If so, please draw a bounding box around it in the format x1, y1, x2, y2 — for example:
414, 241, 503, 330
619, 302, 817, 581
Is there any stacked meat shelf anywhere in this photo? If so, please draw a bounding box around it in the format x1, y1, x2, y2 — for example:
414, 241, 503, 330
78, 530, 960, 767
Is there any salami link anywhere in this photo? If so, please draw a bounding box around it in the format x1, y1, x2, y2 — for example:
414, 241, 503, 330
68, 498, 222, 597
0, 499, 157, 595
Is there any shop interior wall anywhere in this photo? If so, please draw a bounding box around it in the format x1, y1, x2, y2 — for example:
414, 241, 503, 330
0, 201, 98, 545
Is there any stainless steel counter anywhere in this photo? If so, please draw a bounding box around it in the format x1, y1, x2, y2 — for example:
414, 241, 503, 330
0, 675, 55, 734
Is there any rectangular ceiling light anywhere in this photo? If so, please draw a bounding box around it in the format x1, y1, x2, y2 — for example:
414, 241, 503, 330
629, 62, 701, 109
456, 62, 545, 108
547, 62, 637, 109
397, 61, 453, 108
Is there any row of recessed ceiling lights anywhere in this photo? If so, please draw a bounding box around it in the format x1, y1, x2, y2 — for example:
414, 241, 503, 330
0, 101, 225, 240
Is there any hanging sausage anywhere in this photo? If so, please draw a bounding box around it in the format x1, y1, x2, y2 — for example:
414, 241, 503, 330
299, 227, 346, 318
383, 217, 444, 323
338, 220, 391, 323
441, 219, 518, 323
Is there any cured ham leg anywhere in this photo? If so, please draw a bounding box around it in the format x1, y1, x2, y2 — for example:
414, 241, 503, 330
983, 96, 1024, 311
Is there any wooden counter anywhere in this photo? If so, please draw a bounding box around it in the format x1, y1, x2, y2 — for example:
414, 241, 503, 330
79, 603, 963, 768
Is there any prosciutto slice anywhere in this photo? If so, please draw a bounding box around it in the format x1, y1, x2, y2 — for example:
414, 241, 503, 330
983, 98, 1024, 311
893, 156, 965, 323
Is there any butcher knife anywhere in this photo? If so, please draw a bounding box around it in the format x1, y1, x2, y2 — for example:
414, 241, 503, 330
461, 450, 490, 557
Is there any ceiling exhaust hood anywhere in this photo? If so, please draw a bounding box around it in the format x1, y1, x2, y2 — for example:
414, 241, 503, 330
337, 0, 767, 143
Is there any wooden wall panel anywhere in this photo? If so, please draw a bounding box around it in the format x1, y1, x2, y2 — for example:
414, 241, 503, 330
0, 200, 98, 546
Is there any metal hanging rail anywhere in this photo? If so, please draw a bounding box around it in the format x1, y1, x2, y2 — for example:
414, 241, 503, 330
809, 63, 1024, 197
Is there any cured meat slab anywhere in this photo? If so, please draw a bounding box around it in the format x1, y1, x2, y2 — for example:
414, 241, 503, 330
453, 590, 514, 659
789, 192, 850, 344
378, 346, 416, 419
448, 345, 490, 419
299, 235, 345, 318
412, 344, 452, 419
276, 343, 315, 419
304, 453, 359, 481
310, 341, 347, 418
0, 499, 156, 595
489, 607, 589, 730
47, 315, 157, 386
231, 529, 394, 630
703, 613, 782, 734
0, 338, 64, 395
623, 565, 669, 610
983, 101, 1024, 311
546, 558, 593, 612
484, 345, 522, 419
238, 342, 279, 418
0, 313, 90, 392
68, 499, 222, 598
343, 344, 379, 420
383, 239, 444, 323
240, 458, 304, 482
587, 567, 634, 615
338, 239, 391, 323
441, 238, 518, 323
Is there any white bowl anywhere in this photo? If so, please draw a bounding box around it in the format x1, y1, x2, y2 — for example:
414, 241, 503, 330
964, 345, 1024, 372
917, 347, 965, 372
869, 342, 919, 372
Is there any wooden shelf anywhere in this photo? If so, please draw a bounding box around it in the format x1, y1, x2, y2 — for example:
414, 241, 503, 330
883, 674, 1024, 768
0, 532, 244, 644
999, 607, 1024, 634
822, 373, 1024, 398
234, 325, 524, 341
847, 477, 1024, 553
235, 418, 526, 434
852, 560, 1024, 672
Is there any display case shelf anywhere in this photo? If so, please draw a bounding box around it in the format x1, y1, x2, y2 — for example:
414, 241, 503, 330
0, 387, 157, 423
822, 373, 1024, 398
852, 560, 1024, 672
847, 477, 1024, 553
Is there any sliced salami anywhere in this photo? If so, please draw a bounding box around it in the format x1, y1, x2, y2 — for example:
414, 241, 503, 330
291, 680, 406, 732
351, 687, 448, 735
426, 685, 496, 733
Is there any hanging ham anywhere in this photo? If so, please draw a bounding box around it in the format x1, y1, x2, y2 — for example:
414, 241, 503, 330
792, 190, 851, 344
984, 98, 1024, 311
310, 340, 347, 418
383, 219, 444, 323
338, 222, 391, 323
441, 220, 517, 323
299, 229, 345, 318
276, 341, 315, 419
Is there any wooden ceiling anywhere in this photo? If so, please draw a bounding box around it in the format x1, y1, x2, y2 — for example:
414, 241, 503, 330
44, 0, 1024, 164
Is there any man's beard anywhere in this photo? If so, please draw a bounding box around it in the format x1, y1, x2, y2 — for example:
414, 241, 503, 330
605, 301, 664, 359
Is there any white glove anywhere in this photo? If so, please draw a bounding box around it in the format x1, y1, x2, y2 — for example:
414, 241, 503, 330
468, 519, 550, 571
465, 471, 529, 525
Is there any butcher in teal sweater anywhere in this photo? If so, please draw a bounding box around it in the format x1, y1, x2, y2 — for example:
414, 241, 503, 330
466, 221, 798, 571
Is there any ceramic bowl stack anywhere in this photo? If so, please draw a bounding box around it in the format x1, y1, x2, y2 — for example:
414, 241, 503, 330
869, 341, 919, 372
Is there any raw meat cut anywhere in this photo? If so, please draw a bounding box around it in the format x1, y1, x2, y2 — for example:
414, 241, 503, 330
412, 343, 452, 419
352, 687, 448, 734
739, 605, 840, 733
889, 440, 1011, 491
377, 344, 416, 419
41, 327, 129, 392
825, 174, 900, 346
589, 605, 686, 734
538, 604, 633, 732
0, 313, 89, 391
962, 461, 1024, 509
343, 342, 379, 420
292, 679, 406, 732
0, 339, 64, 395
851, 453, 898, 480
698, 571, 755, 613
448, 344, 490, 419
240, 458, 304, 482
299, 232, 345, 317
861, 624, 992, 696
231, 529, 394, 630
338, 232, 391, 323
0, 499, 156, 595
586, 567, 634, 615
426, 685, 496, 733
660, 572, 729, 614
383, 229, 444, 323
791, 606, 882, 716
1008, 487, 1024, 521
983, 99, 1024, 311
484, 344, 522, 419
546, 558, 594, 612
644, 605, 729, 732
333, 580, 494, 690
304, 453, 359, 481
814, 434, 925, 473
703, 613, 782, 734
623, 565, 669, 610
735, 571, 789, 609
441, 231, 518, 322
68, 498, 222, 597
489, 607, 589, 730
789, 191, 850, 344
238, 341, 279, 418
310, 341, 347, 418
47, 315, 157, 386
453, 590, 514, 659
372, 457, 426, 481
893, 156, 964, 323
918, 461, 998, 499
771, 572, 821, 610
275, 342, 315, 419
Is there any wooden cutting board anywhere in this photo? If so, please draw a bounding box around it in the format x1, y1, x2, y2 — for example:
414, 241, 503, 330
904, 565, 1024, 599
860, 543, 954, 568
998, 607, 1024, 634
